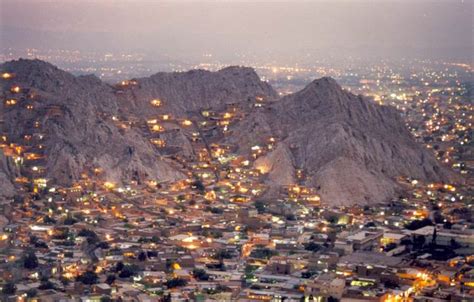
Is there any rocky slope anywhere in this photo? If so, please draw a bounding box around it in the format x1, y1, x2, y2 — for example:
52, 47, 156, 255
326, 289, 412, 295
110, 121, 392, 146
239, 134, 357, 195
0, 59, 181, 189
0, 151, 17, 198
0, 59, 458, 205
0, 59, 277, 194
246, 78, 457, 205
116, 66, 278, 118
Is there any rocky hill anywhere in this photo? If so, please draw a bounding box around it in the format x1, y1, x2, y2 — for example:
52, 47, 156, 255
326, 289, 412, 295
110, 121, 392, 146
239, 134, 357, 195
0, 59, 457, 205
121, 66, 278, 117
0, 59, 181, 190
247, 78, 457, 205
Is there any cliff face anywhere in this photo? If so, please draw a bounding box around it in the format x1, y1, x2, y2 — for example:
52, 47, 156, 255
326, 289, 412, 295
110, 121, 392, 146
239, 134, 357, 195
0, 59, 457, 205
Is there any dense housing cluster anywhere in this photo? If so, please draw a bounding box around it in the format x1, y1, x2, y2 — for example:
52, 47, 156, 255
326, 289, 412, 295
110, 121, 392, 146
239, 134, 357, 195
0, 58, 472, 302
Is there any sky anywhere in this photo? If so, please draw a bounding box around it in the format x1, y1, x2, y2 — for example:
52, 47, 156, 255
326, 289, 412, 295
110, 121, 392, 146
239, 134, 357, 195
0, 0, 472, 63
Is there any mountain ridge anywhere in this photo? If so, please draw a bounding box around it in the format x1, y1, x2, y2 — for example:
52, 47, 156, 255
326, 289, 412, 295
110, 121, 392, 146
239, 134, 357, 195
247, 75, 458, 204
0, 59, 459, 205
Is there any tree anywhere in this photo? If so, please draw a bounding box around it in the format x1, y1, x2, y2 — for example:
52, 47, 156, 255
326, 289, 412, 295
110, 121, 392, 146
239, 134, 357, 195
191, 180, 205, 193
249, 248, 278, 259
43, 215, 56, 224
365, 222, 376, 228
400, 238, 412, 246
100, 296, 112, 302
77, 271, 99, 285
38, 280, 55, 290
433, 211, 444, 224
432, 227, 437, 245
29, 235, 48, 249
383, 242, 398, 252
255, 200, 266, 214
97, 241, 110, 249
60, 277, 70, 286
29, 235, 39, 245
52, 228, 70, 240
205, 284, 231, 294
450, 238, 461, 249
35, 241, 48, 249
138, 251, 147, 261
413, 235, 426, 250
118, 264, 139, 278
405, 218, 433, 231
203, 229, 223, 239
206, 207, 223, 214
214, 249, 233, 260
244, 265, 257, 280
147, 251, 158, 258
26, 288, 37, 298
193, 268, 209, 281
384, 279, 399, 289
115, 261, 124, 272
444, 221, 453, 229
165, 278, 188, 288
1, 282, 16, 295
78, 229, 97, 238
78, 229, 99, 245
23, 250, 39, 269
301, 271, 317, 279
63, 214, 78, 225
105, 274, 116, 285
304, 242, 321, 252
206, 260, 225, 271
327, 215, 338, 224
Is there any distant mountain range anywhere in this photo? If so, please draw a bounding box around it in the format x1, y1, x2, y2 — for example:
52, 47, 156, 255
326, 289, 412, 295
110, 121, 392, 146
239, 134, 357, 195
0, 59, 458, 205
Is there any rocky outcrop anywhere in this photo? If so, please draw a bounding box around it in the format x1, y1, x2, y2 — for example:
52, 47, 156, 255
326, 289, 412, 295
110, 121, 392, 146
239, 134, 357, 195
249, 78, 458, 205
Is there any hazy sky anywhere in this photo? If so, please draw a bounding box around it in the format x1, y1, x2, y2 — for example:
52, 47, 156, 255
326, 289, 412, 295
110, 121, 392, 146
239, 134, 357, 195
1, 0, 472, 63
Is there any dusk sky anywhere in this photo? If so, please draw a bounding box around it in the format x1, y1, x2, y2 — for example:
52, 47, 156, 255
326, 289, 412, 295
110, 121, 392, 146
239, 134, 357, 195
1, 0, 472, 63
